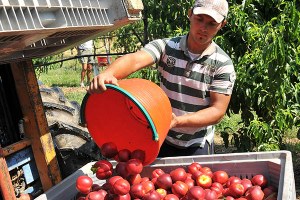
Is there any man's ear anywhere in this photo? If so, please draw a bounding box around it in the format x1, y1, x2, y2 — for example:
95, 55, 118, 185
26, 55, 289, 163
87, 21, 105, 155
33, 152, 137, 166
221, 19, 227, 28
188, 8, 192, 19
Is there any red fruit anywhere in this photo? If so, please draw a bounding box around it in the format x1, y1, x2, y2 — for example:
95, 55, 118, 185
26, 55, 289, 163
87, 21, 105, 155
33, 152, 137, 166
212, 170, 229, 184
116, 149, 131, 162
251, 175, 268, 188
113, 178, 131, 195
85, 191, 107, 200
126, 158, 143, 175
91, 184, 102, 191
108, 176, 123, 193
113, 193, 131, 200
225, 196, 235, 200
210, 186, 222, 197
91, 160, 113, 180
101, 182, 110, 191
200, 167, 213, 177
184, 178, 195, 189
196, 174, 212, 189
130, 183, 146, 199
204, 189, 218, 200
98, 189, 109, 198
222, 188, 232, 197
143, 190, 161, 200
245, 186, 264, 200
155, 174, 173, 190
170, 167, 187, 182
191, 170, 203, 180
151, 177, 157, 185
156, 188, 167, 199
187, 163, 202, 174
141, 177, 150, 183
151, 169, 165, 179
116, 162, 129, 178
171, 181, 189, 198
163, 194, 179, 200
76, 176, 93, 194
186, 173, 193, 180
185, 186, 205, 200
76, 192, 86, 200
92, 160, 113, 172
131, 149, 146, 163
142, 180, 155, 194
127, 174, 142, 185
96, 165, 113, 180
211, 182, 223, 191
263, 185, 277, 197
241, 178, 253, 193
101, 142, 118, 158
226, 176, 242, 188
229, 182, 245, 198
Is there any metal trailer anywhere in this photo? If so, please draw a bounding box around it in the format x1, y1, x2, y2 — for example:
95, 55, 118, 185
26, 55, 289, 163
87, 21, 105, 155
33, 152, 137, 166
0, 0, 143, 199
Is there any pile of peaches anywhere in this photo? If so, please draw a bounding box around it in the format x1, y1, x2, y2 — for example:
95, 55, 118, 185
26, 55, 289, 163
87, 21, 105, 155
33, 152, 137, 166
75, 142, 278, 200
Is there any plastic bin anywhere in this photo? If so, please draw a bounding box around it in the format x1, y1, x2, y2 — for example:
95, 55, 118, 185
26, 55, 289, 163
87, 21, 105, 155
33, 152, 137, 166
97, 56, 113, 66
35, 150, 296, 200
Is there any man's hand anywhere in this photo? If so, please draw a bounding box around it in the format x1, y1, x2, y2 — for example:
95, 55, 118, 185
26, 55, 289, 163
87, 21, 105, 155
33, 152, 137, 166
87, 73, 119, 94
170, 113, 178, 129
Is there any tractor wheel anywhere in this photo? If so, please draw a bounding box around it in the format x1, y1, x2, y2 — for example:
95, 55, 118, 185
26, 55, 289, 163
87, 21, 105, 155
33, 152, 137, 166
39, 83, 102, 178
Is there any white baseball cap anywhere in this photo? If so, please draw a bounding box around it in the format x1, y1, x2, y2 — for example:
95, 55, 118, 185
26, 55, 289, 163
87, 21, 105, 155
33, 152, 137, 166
193, 0, 229, 23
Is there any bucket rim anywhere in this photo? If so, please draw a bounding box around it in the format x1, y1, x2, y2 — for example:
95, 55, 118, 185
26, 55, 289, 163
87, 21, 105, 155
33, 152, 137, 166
80, 84, 159, 141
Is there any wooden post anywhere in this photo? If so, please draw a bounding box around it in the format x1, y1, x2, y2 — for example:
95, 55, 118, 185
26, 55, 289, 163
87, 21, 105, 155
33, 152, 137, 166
0, 149, 16, 200
11, 61, 62, 192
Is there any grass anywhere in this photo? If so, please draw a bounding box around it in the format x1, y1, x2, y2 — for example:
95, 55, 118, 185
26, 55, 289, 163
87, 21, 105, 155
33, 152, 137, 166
36, 59, 88, 103
37, 60, 81, 87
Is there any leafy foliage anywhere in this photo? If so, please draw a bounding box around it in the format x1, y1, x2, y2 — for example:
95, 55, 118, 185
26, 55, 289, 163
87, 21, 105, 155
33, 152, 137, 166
222, 0, 300, 151
112, 0, 192, 51
33, 54, 64, 77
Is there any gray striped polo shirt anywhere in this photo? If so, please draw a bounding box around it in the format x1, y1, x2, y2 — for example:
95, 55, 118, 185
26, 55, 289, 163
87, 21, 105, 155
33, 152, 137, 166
142, 35, 236, 148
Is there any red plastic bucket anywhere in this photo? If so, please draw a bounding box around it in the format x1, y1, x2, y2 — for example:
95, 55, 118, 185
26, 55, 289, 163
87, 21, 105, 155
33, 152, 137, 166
82, 78, 172, 165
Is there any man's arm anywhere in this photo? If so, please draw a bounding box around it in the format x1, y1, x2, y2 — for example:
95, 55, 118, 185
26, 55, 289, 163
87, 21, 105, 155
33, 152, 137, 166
170, 91, 231, 129
88, 50, 155, 94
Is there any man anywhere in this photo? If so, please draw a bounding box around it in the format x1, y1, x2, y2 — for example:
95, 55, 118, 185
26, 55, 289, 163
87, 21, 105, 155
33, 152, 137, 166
88, 0, 236, 156
78, 40, 94, 87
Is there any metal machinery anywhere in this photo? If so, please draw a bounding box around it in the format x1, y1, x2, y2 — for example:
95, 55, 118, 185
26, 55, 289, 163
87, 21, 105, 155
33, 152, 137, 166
0, 0, 143, 199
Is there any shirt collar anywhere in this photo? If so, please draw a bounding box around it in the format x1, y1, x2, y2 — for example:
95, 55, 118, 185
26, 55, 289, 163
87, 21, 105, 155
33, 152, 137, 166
180, 34, 217, 59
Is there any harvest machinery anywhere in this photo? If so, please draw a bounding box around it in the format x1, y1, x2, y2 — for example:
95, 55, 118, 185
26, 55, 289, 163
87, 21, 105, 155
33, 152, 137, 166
0, 0, 143, 199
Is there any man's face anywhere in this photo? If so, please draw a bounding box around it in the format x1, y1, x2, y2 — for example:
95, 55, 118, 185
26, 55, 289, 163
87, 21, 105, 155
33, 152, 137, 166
188, 10, 226, 47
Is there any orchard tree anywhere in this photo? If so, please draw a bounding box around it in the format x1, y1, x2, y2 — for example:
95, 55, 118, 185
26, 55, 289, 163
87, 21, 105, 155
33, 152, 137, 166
112, 0, 300, 152
112, 0, 192, 52
220, 0, 300, 151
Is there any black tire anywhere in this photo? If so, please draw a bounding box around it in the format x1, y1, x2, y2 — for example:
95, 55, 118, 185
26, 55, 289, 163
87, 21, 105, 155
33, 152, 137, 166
39, 84, 102, 178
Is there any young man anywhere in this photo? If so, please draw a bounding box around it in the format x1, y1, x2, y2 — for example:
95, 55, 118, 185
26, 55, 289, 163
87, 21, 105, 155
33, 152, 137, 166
88, 0, 236, 157
78, 40, 94, 87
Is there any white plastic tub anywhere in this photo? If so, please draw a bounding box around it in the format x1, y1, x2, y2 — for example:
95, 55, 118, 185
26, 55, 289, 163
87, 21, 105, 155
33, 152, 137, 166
35, 150, 296, 200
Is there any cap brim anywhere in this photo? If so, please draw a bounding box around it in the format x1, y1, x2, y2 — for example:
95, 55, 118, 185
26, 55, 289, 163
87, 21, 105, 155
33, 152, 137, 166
193, 7, 224, 23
